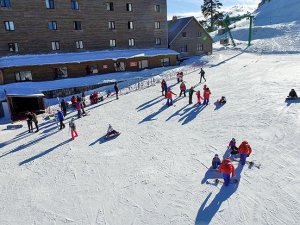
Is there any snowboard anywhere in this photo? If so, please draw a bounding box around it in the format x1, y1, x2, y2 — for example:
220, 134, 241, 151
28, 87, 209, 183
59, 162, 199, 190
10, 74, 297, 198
285, 97, 299, 101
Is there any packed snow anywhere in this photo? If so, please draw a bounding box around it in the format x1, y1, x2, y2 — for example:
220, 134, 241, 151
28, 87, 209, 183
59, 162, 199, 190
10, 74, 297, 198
1, 1, 300, 224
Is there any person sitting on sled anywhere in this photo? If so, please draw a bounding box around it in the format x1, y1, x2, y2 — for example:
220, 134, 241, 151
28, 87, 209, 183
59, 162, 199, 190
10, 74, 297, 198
219, 96, 227, 104
288, 89, 298, 98
212, 154, 221, 169
106, 124, 119, 137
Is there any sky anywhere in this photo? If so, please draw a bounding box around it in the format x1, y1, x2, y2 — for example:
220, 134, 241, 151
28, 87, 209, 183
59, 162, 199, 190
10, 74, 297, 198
167, 0, 261, 19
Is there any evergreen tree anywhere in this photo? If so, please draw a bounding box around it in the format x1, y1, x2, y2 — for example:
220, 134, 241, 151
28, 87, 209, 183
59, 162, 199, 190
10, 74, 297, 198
201, 0, 223, 31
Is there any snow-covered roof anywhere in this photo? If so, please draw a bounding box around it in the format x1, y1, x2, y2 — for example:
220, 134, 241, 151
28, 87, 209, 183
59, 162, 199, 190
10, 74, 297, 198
5, 88, 45, 97
0, 48, 179, 68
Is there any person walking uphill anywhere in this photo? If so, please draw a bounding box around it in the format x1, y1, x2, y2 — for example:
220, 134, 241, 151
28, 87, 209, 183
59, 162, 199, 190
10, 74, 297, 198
199, 68, 206, 83
179, 81, 186, 97
219, 158, 235, 186
69, 118, 78, 140
238, 140, 252, 165
166, 88, 177, 106
114, 82, 119, 100
188, 86, 195, 104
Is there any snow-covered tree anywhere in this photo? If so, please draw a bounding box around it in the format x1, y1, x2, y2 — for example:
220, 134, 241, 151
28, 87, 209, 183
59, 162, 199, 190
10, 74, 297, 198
201, 0, 223, 31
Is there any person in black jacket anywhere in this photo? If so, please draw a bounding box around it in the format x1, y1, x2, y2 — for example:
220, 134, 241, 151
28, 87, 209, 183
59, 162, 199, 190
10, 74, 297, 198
199, 68, 206, 83
188, 86, 195, 104
288, 89, 298, 98
114, 82, 119, 100
26, 112, 33, 133
60, 99, 67, 116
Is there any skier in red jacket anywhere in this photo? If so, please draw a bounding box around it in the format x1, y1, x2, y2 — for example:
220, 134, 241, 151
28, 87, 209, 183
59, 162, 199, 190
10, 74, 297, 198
219, 158, 235, 186
238, 141, 252, 165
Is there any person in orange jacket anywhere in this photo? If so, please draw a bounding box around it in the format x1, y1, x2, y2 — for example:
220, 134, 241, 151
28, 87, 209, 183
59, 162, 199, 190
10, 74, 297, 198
179, 81, 186, 97
166, 88, 177, 106
203, 87, 211, 105
196, 90, 204, 105
238, 140, 252, 165
219, 158, 235, 186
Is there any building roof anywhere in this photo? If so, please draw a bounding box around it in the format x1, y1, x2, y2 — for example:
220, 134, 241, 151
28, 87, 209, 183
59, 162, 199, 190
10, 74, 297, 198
0, 48, 179, 68
168, 16, 213, 45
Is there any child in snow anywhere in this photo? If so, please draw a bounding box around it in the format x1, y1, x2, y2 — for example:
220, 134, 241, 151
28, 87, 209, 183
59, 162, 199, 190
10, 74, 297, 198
212, 154, 221, 169
228, 138, 238, 155
203, 88, 211, 105
179, 81, 186, 97
106, 124, 119, 137
57, 110, 65, 130
196, 90, 204, 104
166, 88, 177, 106
76, 101, 82, 118
219, 96, 227, 104
161, 79, 167, 97
69, 118, 78, 140
238, 140, 252, 165
219, 158, 235, 186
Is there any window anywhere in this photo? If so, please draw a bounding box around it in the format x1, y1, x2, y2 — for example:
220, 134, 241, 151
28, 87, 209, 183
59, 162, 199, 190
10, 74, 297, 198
155, 21, 160, 29
71, 0, 79, 10
8, 43, 18, 52
4, 21, 14, 31
45, 0, 54, 9
51, 41, 60, 50
108, 21, 115, 30
55, 67, 68, 78
129, 38, 135, 47
15, 71, 32, 81
106, 2, 114, 11
155, 38, 161, 45
161, 58, 169, 67
0, 0, 11, 8
155, 5, 160, 12
197, 44, 203, 51
76, 40, 83, 49
126, 3, 132, 11
110, 39, 116, 47
48, 21, 57, 30
128, 21, 134, 30
73, 21, 81, 30
197, 31, 202, 37
180, 45, 188, 53
182, 32, 186, 37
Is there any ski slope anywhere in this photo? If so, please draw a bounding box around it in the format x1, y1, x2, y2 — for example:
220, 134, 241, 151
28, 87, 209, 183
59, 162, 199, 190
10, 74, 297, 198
1, 1, 300, 224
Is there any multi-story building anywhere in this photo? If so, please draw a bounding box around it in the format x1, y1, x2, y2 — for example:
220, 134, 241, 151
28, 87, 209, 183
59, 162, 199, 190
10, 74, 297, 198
0, 0, 178, 84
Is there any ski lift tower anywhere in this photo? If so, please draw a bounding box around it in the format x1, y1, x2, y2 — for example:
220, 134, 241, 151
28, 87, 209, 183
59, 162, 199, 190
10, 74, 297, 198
222, 14, 254, 47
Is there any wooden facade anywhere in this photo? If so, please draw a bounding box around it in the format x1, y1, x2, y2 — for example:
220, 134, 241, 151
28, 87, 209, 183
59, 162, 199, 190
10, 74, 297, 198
168, 17, 213, 57
0, 0, 167, 56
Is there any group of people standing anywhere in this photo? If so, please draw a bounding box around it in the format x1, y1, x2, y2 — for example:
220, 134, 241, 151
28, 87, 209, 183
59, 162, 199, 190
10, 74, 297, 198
26, 111, 39, 133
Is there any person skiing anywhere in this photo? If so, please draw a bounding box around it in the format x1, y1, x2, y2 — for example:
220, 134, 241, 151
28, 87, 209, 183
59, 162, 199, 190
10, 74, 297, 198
199, 68, 206, 83
188, 86, 195, 104
106, 124, 119, 138
203, 87, 211, 105
69, 118, 78, 140
219, 158, 235, 186
31, 112, 39, 132
60, 99, 67, 116
238, 140, 252, 165
212, 154, 221, 169
228, 138, 238, 155
288, 89, 298, 98
76, 100, 82, 118
196, 90, 204, 105
166, 88, 177, 106
57, 110, 65, 130
179, 81, 186, 97
26, 112, 33, 133
114, 82, 119, 99
219, 96, 227, 104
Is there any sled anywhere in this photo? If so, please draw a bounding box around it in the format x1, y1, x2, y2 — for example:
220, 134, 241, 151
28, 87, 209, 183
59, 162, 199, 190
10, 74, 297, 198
285, 97, 300, 101
206, 178, 238, 186
104, 132, 121, 140
7, 124, 23, 129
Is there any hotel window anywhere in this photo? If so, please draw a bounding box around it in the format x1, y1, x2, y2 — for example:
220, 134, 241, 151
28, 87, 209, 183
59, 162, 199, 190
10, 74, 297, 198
155, 38, 161, 45
110, 39, 116, 47
182, 32, 186, 37
15, 71, 32, 81
155, 21, 160, 29
0, 0, 11, 8
71, 0, 79, 10
45, 0, 54, 9
197, 44, 203, 51
51, 41, 60, 50
4, 21, 14, 31
128, 21, 134, 30
129, 38, 135, 47
106, 2, 114, 11
180, 45, 188, 52
76, 40, 83, 49
74, 21, 82, 30
108, 21, 115, 30
48, 21, 57, 30
197, 31, 202, 37
126, 3, 132, 11
8, 43, 18, 52
154, 5, 160, 12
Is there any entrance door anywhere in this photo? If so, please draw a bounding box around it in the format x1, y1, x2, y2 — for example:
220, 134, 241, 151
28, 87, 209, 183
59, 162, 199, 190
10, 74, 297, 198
138, 60, 149, 69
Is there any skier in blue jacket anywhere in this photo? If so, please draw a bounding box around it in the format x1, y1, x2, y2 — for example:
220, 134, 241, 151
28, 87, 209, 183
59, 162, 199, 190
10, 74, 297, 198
57, 110, 65, 130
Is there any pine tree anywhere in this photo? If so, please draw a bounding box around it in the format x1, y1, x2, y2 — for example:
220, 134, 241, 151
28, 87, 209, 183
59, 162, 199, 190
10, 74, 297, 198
201, 0, 223, 31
